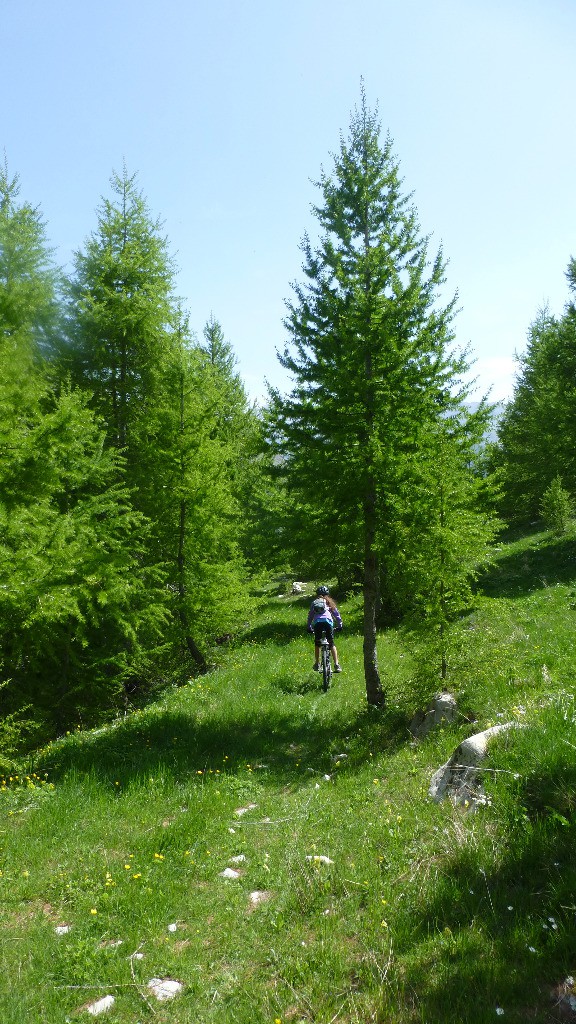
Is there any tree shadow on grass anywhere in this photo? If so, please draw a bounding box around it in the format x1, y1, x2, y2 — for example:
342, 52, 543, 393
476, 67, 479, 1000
478, 534, 576, 600
275, 674, 323, 696
241, 620, 304, 646
393, 814, 576, 1023
34, 700, 408, 790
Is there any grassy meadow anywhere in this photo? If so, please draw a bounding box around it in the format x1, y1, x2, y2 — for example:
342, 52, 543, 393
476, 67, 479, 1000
1, 527, 576, 1023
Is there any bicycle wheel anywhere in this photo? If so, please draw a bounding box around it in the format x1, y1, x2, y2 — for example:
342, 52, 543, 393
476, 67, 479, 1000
321, 642, 332, 691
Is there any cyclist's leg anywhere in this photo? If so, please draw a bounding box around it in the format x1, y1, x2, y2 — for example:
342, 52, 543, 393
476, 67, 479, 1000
322, 622, 341, 670
312, 622, 322, 670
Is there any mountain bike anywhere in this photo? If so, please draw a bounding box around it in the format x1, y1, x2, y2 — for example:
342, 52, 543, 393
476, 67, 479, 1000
319, 631, 332, 692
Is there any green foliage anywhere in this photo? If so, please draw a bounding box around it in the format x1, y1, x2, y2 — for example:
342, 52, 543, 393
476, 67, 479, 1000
0, 161, 62, 360
0, 383, 169, 735
540, 474, 573, 535
392, 416, 499, 680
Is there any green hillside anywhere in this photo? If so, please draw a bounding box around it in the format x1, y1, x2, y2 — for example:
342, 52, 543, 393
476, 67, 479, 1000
1, 527, 575, 1024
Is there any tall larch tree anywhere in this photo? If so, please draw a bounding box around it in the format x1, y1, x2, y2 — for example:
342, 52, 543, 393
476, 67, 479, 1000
63, 169, 178, 480
269, 91, 486, 706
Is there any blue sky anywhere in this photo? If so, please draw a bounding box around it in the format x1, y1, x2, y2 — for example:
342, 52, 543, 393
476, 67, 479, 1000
2, 0, 575, 403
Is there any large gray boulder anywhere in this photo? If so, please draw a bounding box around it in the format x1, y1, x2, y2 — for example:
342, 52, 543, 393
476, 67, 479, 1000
429, 723, 521, 809
409, 692, 458, 739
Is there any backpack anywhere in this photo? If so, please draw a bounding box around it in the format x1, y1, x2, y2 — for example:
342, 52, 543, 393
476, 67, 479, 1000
312, 598, 328, 614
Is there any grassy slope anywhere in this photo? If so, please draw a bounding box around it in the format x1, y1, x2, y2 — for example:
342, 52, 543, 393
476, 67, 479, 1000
1, 529, 576, 1024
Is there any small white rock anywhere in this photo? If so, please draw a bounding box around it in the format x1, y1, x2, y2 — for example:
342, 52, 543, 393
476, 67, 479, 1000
167, 923, 178, 932
249, 890, 272, 906
87, 995, 115, 1015
234, 803, 257, 816
219, 867, 241, 879
306, 854, 334, 865
129, 952, 144, 960
229, 854, 246, 864
147, 978, 183, 1001
55, 924, 71, 935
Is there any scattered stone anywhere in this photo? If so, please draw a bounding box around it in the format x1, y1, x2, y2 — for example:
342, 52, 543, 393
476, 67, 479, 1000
248, 890, 272, 906
219, 867, 241, 879
86, 995, 115, 1015
429, 723, 522, 808
306, 854, 334, 865
291, 582, 305, 594
551, 975, 576, 1017
229, 854, 246, 864
54, 924, 71, 935
409, 692, 458, 739
147, 978, 184, 1001
332, 753, 348, 763
167, 923, 178, 932
129, 951, 144, 960
234, 803, 257, 816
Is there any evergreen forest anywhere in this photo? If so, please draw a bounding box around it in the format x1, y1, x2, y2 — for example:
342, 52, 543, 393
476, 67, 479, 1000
2, 95, 576, 756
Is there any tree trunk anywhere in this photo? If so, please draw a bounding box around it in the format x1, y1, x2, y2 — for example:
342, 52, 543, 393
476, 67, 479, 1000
363, 484, 385, 706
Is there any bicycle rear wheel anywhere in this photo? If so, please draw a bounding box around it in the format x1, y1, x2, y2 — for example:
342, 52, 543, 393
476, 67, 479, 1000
321, 643, 332, 691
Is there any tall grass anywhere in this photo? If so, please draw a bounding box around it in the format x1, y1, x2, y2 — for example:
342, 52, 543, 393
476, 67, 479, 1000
1, 534, 575, 1023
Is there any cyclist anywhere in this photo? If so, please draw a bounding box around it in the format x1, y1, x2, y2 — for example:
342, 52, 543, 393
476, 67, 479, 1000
307, 585, 343, 673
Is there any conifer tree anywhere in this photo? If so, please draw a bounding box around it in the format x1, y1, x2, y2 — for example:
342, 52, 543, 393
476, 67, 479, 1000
0, 171, 167, 738
494, 263, 576, 521
63, 168, 178, 469
0, 385, 168, 734
269, 91, 484, 706
64, 178, 256, 670
392, 414, 497, 680
150, 317, 253, 665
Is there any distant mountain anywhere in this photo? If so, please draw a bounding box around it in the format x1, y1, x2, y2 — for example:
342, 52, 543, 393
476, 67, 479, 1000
467, 401, 507, 443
